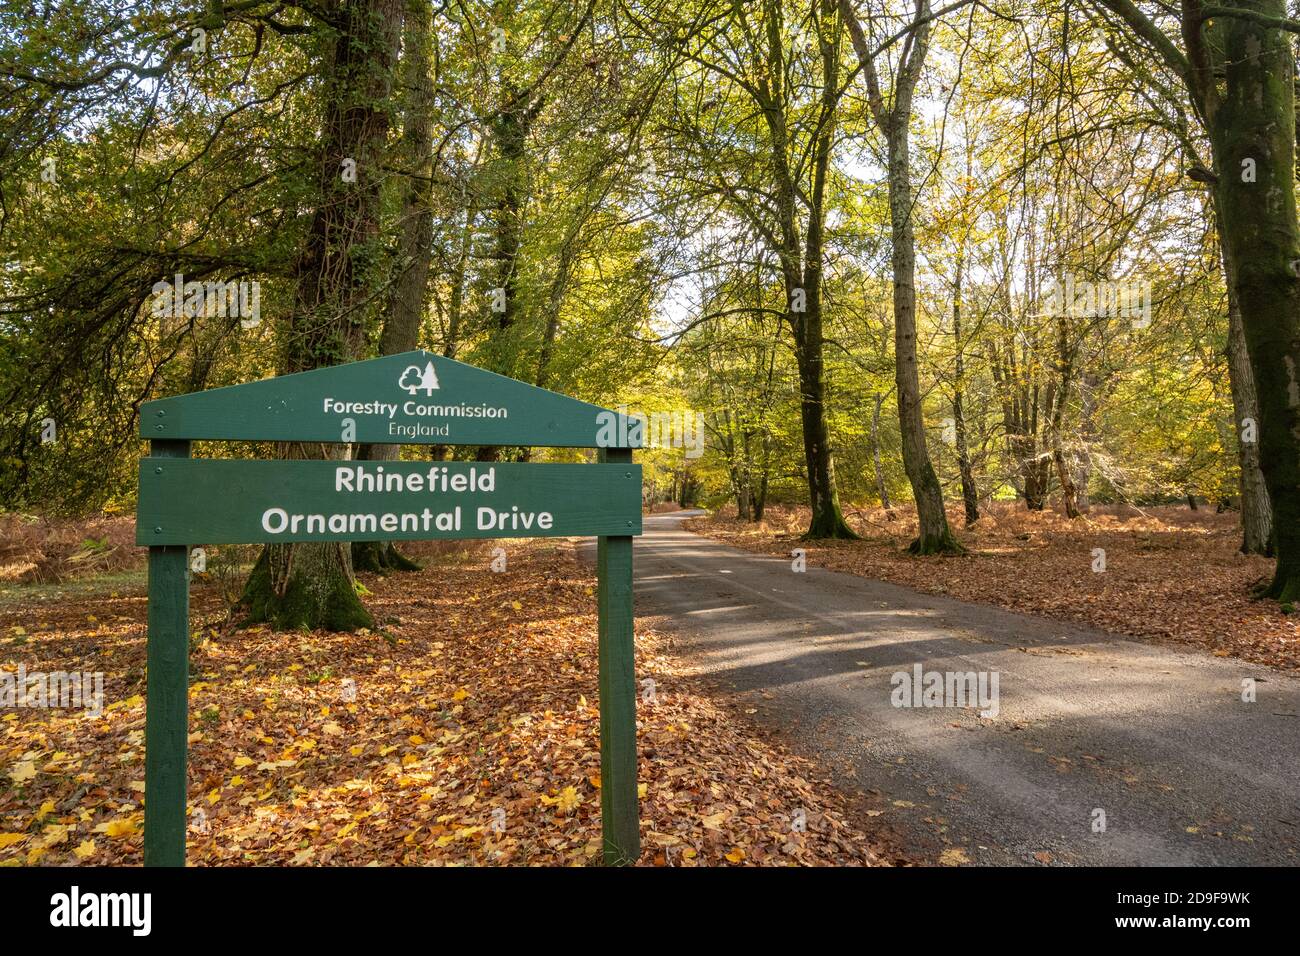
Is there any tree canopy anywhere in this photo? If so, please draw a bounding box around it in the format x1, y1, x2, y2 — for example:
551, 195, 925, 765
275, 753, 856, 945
4, 0, 1300, 619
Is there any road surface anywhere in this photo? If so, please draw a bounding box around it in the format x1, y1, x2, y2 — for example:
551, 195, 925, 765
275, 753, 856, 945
610, 511, 1300, 865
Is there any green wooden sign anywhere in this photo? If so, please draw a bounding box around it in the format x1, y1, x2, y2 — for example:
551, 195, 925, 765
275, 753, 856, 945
137, 354, 642, 869
137, 460, 641, 545
139, 349, 645, 448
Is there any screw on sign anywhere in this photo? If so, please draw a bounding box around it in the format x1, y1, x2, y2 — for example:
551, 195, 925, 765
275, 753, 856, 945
136, 351, 644, 866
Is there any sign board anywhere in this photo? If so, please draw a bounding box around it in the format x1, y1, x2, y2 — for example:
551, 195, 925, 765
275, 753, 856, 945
137, 353, 642, 868
140, 350, 644, 448
137, 460, 642, 545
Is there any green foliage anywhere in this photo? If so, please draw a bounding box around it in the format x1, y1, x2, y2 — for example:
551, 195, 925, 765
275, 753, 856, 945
0, 0, 1267, 559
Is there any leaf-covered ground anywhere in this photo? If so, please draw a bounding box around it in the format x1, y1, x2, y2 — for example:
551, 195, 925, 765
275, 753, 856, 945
688, 503, 1300, 671
0, 540, 889, 866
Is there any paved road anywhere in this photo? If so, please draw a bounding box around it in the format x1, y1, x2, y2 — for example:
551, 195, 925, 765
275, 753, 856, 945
618, 511, 1300, 865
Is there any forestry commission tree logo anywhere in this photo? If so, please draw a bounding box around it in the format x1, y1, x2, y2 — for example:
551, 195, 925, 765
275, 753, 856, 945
400, 361, 439, 396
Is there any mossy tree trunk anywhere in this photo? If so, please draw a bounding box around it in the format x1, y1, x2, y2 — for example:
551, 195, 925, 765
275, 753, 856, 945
241, 0, 402, 630
244, 534, 374, 633
1205, 6, 1300, 598
486, 80, 530, 381
244, 442, 375, 632
351, 0, 435, 576
1217, 203, 1274, 555
1098, 1, 1300, 604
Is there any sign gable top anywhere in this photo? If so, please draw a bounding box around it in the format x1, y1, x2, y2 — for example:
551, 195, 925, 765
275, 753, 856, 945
139, 350, 643, 447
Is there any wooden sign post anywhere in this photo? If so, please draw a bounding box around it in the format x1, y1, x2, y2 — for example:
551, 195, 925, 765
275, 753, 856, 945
135, 351, 643, 866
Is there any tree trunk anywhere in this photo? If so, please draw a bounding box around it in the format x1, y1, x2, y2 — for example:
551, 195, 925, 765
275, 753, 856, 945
736, 483, 752, 521
484, 77, 540, 384
353, 0, 434, 574
475, 83, 539, 465
1218, 212, 1275, 555
1050, 318, 1081, 519
536, 237, 578, 390
988, 339, 1036, 508
843, 0, 959, 553
243, 529, 372, 633
445, 199, 475, 361
737, 425, 765, 522
1210, 8, 1300, 600
790, 2, 856, 539
1074, 369, 1097, 512
793, 326, 855, 537
871, 391, 894, 513
951, 254, 979, 525
241, 0, 403, 630
886, 95, 959, 551
1098, 0, 1300, 601
677, 472, 698, 508
953, 396, 978, 525
1022, 449, 1050, 510
1053, 443, 1081, 518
